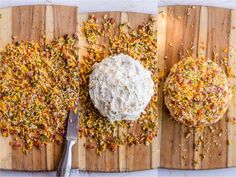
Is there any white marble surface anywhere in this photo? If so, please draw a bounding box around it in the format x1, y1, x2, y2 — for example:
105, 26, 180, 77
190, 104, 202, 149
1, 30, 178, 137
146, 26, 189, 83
0, 0, 236, 177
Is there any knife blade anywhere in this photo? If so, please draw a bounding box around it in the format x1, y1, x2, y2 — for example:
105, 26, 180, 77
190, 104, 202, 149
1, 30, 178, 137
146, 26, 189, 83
57, 101, 79, 177
66, 102, 79, 141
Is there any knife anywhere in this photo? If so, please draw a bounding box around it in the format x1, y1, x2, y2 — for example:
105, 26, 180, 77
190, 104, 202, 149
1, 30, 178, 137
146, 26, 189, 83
57, 101, 79, 177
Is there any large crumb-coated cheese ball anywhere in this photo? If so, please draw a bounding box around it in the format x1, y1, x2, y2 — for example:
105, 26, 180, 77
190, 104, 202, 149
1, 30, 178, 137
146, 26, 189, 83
89, 54, 154, 122
164, 57, 232, 127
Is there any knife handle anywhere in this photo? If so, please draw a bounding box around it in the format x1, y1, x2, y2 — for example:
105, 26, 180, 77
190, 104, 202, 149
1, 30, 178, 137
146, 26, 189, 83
56, 139, 76, 177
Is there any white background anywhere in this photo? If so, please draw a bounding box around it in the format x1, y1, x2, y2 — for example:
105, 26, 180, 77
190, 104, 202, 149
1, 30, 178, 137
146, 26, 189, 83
0, 0, 236, 177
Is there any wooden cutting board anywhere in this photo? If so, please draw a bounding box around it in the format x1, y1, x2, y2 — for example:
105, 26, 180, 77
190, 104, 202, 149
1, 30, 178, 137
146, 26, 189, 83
0, 5, 236, 172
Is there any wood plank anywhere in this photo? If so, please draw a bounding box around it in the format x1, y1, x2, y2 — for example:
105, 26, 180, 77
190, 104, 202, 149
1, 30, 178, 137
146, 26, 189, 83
0, 8, 12, 170
11, 6, 46, 171
53, 6, 77, 38
72, 7, 80, 170
160, 6, 200, 169
118, 12, 128, 172
150, 12, 159, 168
102, 12, 120, 172
81, 12, 120, 172
45, 5, 55, 171
52, 5, 78, 170
227, 9, 236, 167
197, 7, 208, 59
193, 6, 208, 169
201, 7, 231, 169
155, 7, 167, 168
77, 13, 87, 171
126, 12, 152, 171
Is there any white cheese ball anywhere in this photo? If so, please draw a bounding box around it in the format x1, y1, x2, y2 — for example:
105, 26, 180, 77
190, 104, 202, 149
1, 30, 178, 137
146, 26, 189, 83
89, 54, 154, 122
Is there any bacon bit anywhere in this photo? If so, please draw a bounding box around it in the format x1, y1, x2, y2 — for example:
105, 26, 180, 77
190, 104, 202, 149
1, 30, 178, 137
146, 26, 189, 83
73, 33, 79, 40
231, 117, 236, 125
11, 142, 21, 148
107, 144, 117, 151
85, 142, 97, 149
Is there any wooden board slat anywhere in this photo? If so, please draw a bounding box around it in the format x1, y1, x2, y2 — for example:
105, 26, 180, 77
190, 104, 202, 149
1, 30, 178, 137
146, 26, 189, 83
159, 6, 236, 170
160, 6, 201, 169
193, 6, 208, 169
201, 7, 231, 169
11, 6, 46, 171
125, 12, 152, 172
0, 5, 236, 172
227, 9, 236, 167
0, 8, 12, 170
156, 7, 167, 168
77, 13, 87, 171
118, 12, 128, 172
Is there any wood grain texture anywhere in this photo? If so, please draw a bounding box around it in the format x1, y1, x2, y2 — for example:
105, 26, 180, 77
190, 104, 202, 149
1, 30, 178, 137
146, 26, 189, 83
159, 6, 236, 170
201, 7, 230, 170
0, 8, 12, 170
77, 13, 87, 171
12, 6, 46, 171
227, 9, 236, 167
156, 7, 167, 168
0, 5, 78, 171
77, 12, 158, 172
160, 6, 200, 169
193, 6, 207, 170
118, 12, 128, 172
125, 13, 153, 172
0, 5, 236, 172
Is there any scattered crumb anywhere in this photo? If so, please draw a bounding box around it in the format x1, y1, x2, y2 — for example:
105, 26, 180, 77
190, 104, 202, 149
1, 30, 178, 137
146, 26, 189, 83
177, 16, 181, 20
169, 41, 173, 47
199, 153, 205, 160
185, 131, 191, 139
223, 48, 229, 53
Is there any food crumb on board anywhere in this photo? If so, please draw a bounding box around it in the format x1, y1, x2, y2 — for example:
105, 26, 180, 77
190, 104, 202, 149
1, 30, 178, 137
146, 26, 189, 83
0, 35, 79, 153
79, 14, 158, 154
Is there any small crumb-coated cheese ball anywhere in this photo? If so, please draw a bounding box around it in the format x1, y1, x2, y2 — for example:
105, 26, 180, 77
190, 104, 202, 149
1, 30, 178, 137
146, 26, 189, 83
164, 57, 232, 127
